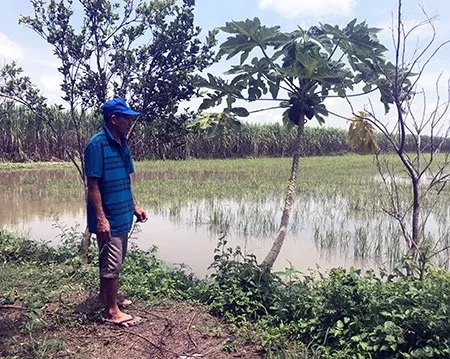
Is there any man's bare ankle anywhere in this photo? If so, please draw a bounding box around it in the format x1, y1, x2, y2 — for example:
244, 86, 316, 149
107, 307, 122, 317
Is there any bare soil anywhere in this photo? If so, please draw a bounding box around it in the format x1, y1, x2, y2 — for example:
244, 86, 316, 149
0, 291, 263, 359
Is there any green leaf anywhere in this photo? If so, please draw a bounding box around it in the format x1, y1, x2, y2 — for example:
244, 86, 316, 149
268, 80, 280, 99
240, 50, 251, 65
230, 107, 250, 117
315, 113, 325, 125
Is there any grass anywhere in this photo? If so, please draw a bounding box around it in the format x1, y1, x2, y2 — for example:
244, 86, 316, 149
0, 231, 264, 359
0, 260, 94, 358
1, 228, 449, 358
1, 154, 449, 270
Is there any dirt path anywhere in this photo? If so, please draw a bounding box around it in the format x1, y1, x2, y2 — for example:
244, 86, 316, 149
0, 293, 263, 359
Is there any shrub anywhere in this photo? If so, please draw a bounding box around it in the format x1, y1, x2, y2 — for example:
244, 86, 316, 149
2, 230, 449, 357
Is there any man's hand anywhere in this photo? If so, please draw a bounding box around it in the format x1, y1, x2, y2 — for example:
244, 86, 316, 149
88, 177, 111, 242
134, 205, 148, 223
97, 217, 111, 242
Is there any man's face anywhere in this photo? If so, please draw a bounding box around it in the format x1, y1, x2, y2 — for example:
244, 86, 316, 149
111, 114, 133, 137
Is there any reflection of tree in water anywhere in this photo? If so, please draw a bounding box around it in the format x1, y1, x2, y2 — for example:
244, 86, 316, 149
0, 169, 84, 226
2, 166, 449, 273
0, 195, 84, 225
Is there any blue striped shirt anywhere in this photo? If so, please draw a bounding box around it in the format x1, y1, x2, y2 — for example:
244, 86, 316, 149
84, 126, 135, 236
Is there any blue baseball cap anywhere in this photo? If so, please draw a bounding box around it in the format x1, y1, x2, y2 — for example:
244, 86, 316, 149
102, 98, 140, 116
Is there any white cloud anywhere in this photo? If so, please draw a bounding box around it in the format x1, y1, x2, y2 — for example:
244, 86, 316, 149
39, 73, 64, 104
0, 32, 24, 60
258, 0, 356, 18
377, 18, 437, 48
40, 74, 61, 92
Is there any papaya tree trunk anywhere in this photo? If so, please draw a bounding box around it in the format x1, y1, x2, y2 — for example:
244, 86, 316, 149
262, 115, 305, 268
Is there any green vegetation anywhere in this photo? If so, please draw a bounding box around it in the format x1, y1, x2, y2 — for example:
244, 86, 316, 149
194, 14, 405, 268
1, 230, 449, 358
1, 104, 449, 162
1, 155, 449, 270
1, 0, 215, 174
0, 0, 448, 356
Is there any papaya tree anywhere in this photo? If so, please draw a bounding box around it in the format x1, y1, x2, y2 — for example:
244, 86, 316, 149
195, 18, 392, 268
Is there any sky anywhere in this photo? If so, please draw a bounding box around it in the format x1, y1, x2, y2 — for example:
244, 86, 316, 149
0, 0, 449, 129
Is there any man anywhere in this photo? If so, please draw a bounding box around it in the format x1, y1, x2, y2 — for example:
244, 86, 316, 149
84, 98, 148, 327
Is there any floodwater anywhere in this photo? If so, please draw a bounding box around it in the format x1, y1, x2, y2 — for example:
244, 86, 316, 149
1, 197, 360, 276
1, 167, 448, 276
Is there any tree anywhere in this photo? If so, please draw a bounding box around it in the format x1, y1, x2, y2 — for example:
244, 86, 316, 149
0, 0, 215, 259
195, 18, 391, 268
18, 0, 215, 174
348, 0, 450, 277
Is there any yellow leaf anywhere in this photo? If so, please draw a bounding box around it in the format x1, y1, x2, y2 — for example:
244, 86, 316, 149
348, 112, 379, 154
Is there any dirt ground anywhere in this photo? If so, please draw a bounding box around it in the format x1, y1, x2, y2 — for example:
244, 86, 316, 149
0, 292, 264, 359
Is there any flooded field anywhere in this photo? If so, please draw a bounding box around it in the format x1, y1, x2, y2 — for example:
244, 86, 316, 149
1, 156, 449, 276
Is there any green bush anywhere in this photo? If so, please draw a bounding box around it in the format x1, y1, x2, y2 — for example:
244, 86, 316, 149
196, 237, 280, 323
1, 230, 449, 358
120, 243, 200, 300
279, 268, 449, 358
199, 240, 450, 358
0, 229, 56, 262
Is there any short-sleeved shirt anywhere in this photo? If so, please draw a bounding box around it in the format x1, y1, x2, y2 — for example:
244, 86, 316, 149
84, 125, 135, 236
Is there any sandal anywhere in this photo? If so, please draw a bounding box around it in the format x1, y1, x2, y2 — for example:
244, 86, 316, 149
104, 314, 143, 328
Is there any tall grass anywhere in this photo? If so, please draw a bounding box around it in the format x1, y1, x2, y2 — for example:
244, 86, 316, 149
2, 103, 449, 161
0, 102, 99, 162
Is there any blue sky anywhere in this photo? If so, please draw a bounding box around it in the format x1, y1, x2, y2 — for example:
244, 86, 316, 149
1, 0, 449, 128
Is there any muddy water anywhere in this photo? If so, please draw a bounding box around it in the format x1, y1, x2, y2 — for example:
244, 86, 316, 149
2, 168, 446, 276
1, 199, 363, 276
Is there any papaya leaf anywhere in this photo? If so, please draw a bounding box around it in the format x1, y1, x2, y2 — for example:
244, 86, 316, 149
229, 107, 250, 117
268, 79, 280, 99
348, 112, 379, 154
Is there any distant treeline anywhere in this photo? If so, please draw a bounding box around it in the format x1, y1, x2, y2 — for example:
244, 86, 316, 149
1, 105, 449, 161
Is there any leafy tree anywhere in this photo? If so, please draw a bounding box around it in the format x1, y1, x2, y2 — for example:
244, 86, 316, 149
349, 1, 450, 276
0, 0, 215, 259
17, 0, 215, 172
195, 18, 392, 268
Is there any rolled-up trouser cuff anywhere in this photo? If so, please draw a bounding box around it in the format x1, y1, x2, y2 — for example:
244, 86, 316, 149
97, 233, 128, 279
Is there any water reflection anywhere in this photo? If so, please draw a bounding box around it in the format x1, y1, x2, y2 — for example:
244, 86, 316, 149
2, 203, 368, 276
1, 167, 449, 276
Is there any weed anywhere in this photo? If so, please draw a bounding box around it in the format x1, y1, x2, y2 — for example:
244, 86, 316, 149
1, 230, 449, 358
